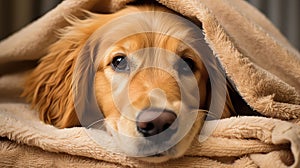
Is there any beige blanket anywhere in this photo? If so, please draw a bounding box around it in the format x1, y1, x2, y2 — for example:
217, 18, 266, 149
1, 0, 300, 167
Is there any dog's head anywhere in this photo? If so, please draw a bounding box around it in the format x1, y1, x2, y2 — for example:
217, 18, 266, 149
23, 5, 233, 162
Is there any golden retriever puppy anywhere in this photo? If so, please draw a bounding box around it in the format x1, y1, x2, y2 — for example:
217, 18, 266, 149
23, 4, 234, 162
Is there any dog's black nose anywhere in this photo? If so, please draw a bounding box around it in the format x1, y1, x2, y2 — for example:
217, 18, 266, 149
136, 109, 178, 141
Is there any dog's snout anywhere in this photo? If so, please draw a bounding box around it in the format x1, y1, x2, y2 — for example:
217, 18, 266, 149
136, 109, 178, 141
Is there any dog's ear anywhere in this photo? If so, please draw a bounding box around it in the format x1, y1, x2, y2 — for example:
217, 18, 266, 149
22, 37, 82, 128
22, 14, 105, 128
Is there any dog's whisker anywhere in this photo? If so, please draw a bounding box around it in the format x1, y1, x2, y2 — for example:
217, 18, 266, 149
197, 109, 209, 114
87, 119, 106, 129
197, 109, 219, 119
87, 117, 121, 130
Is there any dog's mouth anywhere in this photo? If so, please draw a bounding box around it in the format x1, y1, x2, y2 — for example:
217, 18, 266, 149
134, 136, 178, 156
141, 145, 170, 157
146, 151, 171, 160
150, 153, 164, 157
136, 145, 180, 163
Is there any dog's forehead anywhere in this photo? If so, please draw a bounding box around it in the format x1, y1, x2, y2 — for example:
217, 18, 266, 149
95, 9, 200, 48
116, 33, 186, 52
110, 34, 197, 66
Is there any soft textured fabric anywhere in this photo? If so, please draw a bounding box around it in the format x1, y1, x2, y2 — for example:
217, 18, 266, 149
1, 103, 299, 167
0, 0, 299, 167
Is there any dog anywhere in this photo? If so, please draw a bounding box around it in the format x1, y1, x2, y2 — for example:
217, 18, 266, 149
22, 4, 235, 163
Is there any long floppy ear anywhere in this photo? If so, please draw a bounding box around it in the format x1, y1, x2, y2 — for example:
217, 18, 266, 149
22, 14, 106, 128
22, 33, 85, 128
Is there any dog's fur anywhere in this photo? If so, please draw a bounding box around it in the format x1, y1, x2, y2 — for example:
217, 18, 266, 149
22, 4, 234, 162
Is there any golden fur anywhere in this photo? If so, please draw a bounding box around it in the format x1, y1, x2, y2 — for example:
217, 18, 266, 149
22, 5, 234, 162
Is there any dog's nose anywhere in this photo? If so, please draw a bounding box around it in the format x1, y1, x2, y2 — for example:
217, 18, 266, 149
136, 109, 178, 141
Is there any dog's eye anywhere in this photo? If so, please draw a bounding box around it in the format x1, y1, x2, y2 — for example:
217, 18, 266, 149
111, 55, 130, 72
177, 58, 195, 75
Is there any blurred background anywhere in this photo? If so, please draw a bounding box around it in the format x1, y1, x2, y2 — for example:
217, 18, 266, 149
0, 0, 299, 50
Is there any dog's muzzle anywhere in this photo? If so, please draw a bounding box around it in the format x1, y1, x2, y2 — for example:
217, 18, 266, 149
136, 109, 178, 143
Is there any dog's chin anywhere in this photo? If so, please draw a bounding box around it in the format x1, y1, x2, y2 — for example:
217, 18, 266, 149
136, 145, 186, 163
135, 135, 195, 163
106, 141, 180, 163
137, 153, 173, 163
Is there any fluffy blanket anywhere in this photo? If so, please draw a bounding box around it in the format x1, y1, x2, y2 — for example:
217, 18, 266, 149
1, 0, 300, 167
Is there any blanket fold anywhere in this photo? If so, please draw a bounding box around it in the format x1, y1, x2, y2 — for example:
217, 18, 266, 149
1, 103, 299, 167
1, 0, 300, 167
